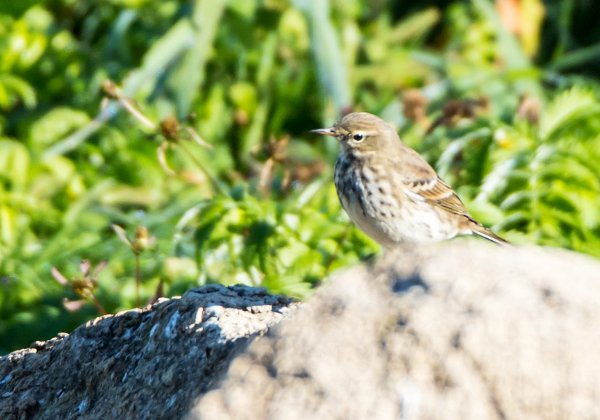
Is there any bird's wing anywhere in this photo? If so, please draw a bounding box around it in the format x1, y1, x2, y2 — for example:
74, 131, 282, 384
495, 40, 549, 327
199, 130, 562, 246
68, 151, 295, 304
405, 176, 469, 216
403, 172, 510, 244
389, 144, 471, 217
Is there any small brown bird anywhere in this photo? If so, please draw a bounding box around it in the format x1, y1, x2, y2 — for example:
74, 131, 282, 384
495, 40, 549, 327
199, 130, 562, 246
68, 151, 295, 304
312, 112, 507, 247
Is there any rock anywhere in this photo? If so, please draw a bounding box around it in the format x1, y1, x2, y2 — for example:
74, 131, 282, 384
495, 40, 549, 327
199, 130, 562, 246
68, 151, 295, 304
192, 242, 600, 420
0, 285, 296, 420
3, 242, 600, 420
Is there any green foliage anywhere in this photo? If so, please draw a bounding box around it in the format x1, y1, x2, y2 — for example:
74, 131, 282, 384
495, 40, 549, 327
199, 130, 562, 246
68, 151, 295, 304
495, 88, 600, 253
1, 0, 600, 353
178, 183, 371, 297
428, 86, 600, 256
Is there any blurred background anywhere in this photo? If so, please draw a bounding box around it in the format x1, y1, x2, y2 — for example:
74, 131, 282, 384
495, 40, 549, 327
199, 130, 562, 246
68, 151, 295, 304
1, 0, 600, 353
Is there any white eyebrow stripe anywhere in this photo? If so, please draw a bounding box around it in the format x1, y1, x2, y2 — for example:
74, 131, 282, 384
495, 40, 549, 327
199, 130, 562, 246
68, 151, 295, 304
352, 130, 377, 136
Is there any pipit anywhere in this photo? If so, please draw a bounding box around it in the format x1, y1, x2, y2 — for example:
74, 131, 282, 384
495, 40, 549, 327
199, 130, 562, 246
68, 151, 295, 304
312, 112, 507, 247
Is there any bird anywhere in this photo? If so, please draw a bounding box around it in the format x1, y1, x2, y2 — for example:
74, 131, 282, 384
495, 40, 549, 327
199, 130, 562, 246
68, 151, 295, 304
311, 112, 508, 248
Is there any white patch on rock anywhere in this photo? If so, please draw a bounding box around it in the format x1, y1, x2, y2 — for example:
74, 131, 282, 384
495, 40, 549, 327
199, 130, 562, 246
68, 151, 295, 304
164, 311, 180, 339
76, 398, 88, 413
149, 323, 159, 338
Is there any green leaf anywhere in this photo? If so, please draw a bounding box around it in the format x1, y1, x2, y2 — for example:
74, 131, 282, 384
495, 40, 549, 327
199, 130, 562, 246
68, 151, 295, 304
167, 0, 227, 116
0, 139, 30, 189
0, 74, 36, 108
28, 107, 90, 149
293, 0, 351, 114
540, 87, 600, 141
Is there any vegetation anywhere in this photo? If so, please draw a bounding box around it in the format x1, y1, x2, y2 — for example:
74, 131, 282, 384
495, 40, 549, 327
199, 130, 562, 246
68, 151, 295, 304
1, 0, 600, 353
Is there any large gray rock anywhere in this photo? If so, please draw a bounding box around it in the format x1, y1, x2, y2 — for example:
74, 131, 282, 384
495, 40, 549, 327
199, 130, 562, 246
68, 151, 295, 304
0, 285, 296, 419
193, 242, 600, 420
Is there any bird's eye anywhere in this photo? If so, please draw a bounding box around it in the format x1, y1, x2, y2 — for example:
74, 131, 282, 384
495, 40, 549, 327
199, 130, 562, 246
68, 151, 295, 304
353, 133, 365, 141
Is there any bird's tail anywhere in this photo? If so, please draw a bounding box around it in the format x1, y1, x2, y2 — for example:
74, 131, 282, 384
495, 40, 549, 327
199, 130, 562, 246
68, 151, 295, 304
470, 224, 510, 246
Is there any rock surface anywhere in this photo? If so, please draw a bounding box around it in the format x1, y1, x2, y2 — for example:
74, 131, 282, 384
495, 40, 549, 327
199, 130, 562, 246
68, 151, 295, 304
193, 242, 600, 420
0, 285, 296, 420
3, 242, 600, 420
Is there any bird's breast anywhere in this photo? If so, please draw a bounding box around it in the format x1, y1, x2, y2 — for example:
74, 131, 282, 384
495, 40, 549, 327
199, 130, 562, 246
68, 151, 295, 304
334, 152, 458, 245
334, 153, 398, 246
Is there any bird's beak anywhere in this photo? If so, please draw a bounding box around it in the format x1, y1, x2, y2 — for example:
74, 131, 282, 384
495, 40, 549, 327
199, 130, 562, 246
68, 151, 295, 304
310, 127, 337, 137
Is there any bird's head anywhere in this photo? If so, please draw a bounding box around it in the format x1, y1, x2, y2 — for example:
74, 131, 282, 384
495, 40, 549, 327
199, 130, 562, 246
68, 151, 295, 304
311, 112, 398, 153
